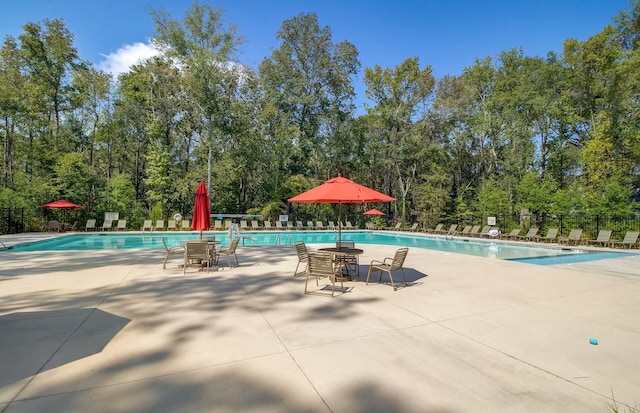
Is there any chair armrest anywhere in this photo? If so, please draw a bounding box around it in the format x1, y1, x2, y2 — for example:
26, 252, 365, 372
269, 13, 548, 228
370, 259, 385, 266
383, 257, 393, 264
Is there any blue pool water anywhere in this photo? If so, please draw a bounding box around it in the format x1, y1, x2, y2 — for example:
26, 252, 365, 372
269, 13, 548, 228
3, 230, 633, 265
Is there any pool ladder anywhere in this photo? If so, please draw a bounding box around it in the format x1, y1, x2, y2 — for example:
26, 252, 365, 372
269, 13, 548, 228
275, 234, 293, 245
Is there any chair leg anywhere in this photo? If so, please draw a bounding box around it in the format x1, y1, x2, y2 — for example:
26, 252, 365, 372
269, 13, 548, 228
366, 266, 374, 285
304, 272, 312, 294
399, 268, 408, 287
163, 253, 170, 270
387, 271, 396, 291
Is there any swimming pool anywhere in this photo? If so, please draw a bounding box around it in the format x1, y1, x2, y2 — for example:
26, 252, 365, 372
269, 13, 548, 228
3, 230, 633, 265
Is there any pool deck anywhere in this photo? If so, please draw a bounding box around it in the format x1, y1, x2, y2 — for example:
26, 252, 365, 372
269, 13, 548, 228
1, 232, 639, 412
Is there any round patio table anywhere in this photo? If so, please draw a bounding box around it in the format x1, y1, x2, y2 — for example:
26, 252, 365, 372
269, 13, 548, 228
317, 247, 363, 280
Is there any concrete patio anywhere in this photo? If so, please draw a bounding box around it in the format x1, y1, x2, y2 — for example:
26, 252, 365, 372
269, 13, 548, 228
1, 234, 639, 412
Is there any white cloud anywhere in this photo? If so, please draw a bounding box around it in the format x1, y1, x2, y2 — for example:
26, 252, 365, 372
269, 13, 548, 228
98, 42, 159, 78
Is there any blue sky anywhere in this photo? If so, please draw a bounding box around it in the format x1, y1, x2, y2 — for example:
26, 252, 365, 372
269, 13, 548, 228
1, 0, 631, 106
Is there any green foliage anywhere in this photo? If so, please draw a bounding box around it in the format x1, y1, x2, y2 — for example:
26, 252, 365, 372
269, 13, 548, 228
261, 201, 285, 221
107, 174, 135, 213
515, 172, 558, 215
476, 178, 510, 215
54, 152, 92, 204
149, 202, 163, 221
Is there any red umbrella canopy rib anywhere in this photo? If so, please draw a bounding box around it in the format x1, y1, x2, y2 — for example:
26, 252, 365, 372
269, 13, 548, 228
363, 208, 385, 216
39, 199, 83, 209
191, 182, 211, 231
288, 176, 395, 204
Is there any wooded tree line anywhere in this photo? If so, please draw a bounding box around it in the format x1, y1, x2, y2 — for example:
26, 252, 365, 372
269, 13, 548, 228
2, 2, 640, 231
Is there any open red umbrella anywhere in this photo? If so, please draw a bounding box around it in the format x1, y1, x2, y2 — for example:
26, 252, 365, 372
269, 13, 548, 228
39, 199, 83, 209
191, 182, 211, 239
288, 176, 395, 244
363, 208, 385, 216
39, 199, 84, 227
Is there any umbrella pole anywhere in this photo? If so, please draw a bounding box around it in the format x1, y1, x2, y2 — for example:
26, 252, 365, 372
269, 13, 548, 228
338, 202, 342, 246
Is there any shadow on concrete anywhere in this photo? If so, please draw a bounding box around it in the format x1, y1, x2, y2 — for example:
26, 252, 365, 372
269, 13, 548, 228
0, 308, 129, 388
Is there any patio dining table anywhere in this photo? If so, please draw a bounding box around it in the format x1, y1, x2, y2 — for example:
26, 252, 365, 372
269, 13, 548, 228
317, 247, 363, 280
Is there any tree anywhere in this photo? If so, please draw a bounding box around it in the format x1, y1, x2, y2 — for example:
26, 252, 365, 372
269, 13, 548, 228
0, 36, 23, 187
259, 12, 360, 181
151, 1, 242, 199
363, 57, 435, 219
18, 19, 79, 143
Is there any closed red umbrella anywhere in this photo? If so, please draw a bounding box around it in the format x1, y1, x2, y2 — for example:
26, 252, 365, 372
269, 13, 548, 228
288, 176, 395, 244
191, 182, 211, 239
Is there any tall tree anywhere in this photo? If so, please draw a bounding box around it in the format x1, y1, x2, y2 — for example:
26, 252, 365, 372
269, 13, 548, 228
363, 57, 435, 219
0, 36, 23, 187
259, 12, 359, 181
18, 19, 78, 144
151, 1, 241, 199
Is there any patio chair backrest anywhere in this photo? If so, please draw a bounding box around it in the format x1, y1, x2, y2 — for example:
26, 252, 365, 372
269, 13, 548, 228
214, 221, 222, 229
185, 241, 209, 259
85, 219, 96, 229
523, 228, 538, 237
595, 230, 612, 242
226, 238, 240, 254
447, 224, 458, 234
469, 225, 481, 234
336, 240, 355, 249
568, 229, 582, 240
295, 240, 308, 261
161, 237, 172, 252
544, 228, 558, 238
432, 224, 443, 232
460, 225, 471, 234
622, 231, 640, 243
307, 252, 334, 276
390, 248, 409, 271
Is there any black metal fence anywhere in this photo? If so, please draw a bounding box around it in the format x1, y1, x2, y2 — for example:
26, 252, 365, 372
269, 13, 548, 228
424, 214, 640, 241
0, 208, 25, 234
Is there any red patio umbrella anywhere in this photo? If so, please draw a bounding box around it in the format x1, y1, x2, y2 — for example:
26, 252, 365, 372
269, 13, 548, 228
363, 208, 385, 216
191, 182, 211, 239
39, 199, 83, 209
288, 176, 395, 244
39, 199, 84, 227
